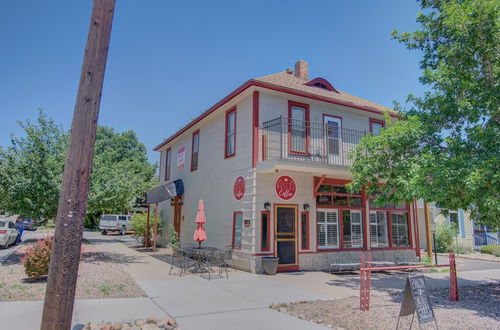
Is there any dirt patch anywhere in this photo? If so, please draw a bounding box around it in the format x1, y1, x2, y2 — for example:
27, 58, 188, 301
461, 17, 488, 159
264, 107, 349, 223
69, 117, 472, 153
0, 242, 146, 301
271, 284, 500, 329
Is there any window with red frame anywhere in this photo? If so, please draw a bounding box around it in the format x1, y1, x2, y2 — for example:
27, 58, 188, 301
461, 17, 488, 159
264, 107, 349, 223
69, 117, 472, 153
164, 148, 171, 181
191, 131, 199, 171
369, 199, 410, 247
225, 109, 236, 158
261, 211, 270, 251
370, 119, 385, 136
289, 103, 309, 154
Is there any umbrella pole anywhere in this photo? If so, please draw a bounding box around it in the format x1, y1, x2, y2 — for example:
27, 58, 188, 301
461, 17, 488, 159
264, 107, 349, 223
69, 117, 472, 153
198, 241, 201, 249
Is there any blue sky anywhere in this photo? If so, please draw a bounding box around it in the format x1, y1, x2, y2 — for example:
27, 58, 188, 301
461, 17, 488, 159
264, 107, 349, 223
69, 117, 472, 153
0, 1, 424, 164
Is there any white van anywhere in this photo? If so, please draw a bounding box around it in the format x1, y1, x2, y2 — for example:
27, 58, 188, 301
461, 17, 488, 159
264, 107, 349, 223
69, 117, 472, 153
98, 214, 132, 235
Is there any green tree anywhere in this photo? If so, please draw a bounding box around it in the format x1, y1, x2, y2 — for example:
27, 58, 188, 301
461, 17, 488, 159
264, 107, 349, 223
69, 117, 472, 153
86, 127, 156, 226
0, 110, 156, 223
348, 0, 499, 227
0, 110, 67, 220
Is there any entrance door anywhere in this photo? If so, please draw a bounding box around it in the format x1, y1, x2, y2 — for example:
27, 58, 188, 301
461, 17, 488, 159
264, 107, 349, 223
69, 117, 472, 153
323, 115, 342, 165
173, 196, 182, 235
275, 205, 298, 270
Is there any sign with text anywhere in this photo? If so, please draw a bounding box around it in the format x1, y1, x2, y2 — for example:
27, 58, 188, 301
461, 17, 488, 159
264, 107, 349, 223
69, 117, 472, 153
233, 176, 245, 200
275, 175, 296, 200
399, 275, 436, 327
244, 219, 251, 227
177, 146, 186, 169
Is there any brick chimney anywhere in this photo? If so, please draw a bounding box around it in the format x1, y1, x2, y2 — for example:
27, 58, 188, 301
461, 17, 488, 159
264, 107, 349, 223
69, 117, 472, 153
294, 60, 308, 80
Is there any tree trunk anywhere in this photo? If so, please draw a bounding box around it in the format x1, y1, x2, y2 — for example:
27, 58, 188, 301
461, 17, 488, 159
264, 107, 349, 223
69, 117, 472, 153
40, 1, 115, 329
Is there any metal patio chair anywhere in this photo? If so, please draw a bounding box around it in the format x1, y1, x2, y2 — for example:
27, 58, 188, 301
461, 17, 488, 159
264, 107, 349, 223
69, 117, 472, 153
220, 245, 236, 270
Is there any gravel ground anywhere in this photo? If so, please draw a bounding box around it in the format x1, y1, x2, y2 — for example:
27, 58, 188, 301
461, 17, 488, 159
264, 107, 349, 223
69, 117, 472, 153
0, 241, 146, 301
272, 284, 500, 329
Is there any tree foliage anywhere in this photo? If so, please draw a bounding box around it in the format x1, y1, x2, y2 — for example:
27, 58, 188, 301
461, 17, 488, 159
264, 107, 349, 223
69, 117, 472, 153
0, 110, 156, 222
348, 0, 499, 227
0, 110, 67, 219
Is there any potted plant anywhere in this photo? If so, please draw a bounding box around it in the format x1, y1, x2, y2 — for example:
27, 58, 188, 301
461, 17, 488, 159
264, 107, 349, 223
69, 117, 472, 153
261, 256, 279, 275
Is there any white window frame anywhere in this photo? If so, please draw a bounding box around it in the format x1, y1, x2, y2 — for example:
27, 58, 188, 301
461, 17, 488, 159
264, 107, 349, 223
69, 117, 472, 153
317, 209, 339, 249
349, 210, 363, 248
369, 211, 389, 248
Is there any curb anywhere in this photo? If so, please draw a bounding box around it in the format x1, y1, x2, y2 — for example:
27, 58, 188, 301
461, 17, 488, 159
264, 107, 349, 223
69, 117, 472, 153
437, 253, 500, 263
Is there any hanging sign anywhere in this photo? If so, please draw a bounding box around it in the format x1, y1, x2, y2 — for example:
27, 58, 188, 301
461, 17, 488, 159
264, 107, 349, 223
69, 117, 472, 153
275, 175, 296, 200
177, 146, 186, 169
233, 176, 245, 200
398, 275, 436, 328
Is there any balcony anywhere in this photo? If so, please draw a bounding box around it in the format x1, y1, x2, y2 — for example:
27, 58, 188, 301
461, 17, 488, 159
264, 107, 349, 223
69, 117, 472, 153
261, 117, 367, 169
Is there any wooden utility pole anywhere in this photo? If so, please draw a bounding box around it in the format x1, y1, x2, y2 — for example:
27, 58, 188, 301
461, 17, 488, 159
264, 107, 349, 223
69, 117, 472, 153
145, 204, 151, 249
424, 202, 433, 260
41, 1, 115, 329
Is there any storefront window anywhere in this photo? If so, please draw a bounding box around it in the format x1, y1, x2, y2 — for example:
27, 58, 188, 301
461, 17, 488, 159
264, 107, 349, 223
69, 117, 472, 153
370, 211, 389, 247
317, 210, 339, 249
261, 211, 270, 251
342, 210, 363, 248
391, 212, 409, 247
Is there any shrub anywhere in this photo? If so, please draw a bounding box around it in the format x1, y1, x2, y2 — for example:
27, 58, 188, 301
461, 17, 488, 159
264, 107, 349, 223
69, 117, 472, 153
22, 237, 53, 279
435, 223, 456, 253
131, 212, 163, 246
168, 224, 180, 250
480, 245, 500, 257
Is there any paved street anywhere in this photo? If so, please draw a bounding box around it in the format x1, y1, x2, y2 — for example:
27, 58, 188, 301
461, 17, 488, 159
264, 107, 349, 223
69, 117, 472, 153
0, 230, 38, 264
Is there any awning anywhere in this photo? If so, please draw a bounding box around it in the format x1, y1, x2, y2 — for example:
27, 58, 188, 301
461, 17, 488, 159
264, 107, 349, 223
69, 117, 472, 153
144, 179, 184, 204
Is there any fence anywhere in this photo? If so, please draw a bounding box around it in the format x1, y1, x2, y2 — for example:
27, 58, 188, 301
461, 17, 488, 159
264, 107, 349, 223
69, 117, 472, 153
262, 117, 366, 167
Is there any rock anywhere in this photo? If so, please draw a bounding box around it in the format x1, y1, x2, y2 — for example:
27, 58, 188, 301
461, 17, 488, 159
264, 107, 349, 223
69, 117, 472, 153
142, 325, 160, 330
135, 320, 145, 327
100, 325, 112, 330
87, 322, 100, 330
165, 326, 176, 330
146, 317, 157, 324
111, 323, 123, 330
165, 318, 176, 326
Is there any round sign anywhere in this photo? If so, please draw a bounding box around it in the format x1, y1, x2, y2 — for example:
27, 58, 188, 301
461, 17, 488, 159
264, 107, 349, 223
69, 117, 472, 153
275, 175, 296, 200
233, 176, 245, 200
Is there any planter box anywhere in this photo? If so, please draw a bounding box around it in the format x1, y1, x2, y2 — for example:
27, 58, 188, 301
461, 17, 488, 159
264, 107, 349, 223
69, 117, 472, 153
262, 257, 279, 275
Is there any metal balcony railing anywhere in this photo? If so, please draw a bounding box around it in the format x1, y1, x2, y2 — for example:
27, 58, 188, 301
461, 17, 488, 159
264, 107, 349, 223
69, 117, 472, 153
261, 117, 367, 167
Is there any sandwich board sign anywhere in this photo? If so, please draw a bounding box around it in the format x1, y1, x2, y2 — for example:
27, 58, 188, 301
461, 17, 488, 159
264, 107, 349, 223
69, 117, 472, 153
397, 275, 437, 329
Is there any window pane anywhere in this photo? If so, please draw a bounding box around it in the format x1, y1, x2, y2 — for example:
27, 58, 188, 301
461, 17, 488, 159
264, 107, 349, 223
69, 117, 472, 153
316, 195, 332, 207
165, 149, 171, 180
332, 195, 348, 206
301, 213, 308, 250
193, 134, 199, 152
317, 210, 338, 248
449, 212, 459, 233
226, 112, 235, 156
349, 197, 363, 207
290, 106, 306, 153
343, 210, 363, 248
371, 122, 383, 135
261, 213, 269, 251
370, 211, 389, 247
317, 184, 332, 193
391, 212, 409, 247
233, 213, 243, 248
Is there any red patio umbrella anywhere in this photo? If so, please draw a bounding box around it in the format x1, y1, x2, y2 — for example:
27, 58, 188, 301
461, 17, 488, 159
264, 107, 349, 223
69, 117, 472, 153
193, 200, 207, 248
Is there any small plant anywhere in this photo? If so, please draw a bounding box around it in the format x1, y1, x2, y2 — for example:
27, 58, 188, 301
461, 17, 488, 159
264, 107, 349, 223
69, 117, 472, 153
168, 224, 180, 250
22, 237, 53, 279
435, 222, 457, 253
480, 245, 500, 257
131, 212, 163, 246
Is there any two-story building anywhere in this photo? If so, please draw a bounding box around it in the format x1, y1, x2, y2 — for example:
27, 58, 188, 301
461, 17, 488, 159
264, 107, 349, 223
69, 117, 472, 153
154, 60, 420, 273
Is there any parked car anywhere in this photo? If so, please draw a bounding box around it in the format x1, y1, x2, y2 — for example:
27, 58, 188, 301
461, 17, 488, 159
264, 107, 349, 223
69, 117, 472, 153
15, 218, 41, 231
98, 214, 132, 235
0, 219, 19, 248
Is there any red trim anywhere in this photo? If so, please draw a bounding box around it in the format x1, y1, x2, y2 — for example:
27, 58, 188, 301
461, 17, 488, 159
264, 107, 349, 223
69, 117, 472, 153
362, 187, 368, 250
153, 80, 398, 151
190, 130, 199, 172
261, 211, 271, 252
232, 211, 242, 250
369, 118, 385, 134
287, 101, 310, 155
164, 148, 171, 181
305, 77, 339, 93
300, 212, 310, 250
277, 265, 299, 272
262, 134, 267, 161
252, 253, 274, 256
252, 91, 259, 168
225, 107, 237, 159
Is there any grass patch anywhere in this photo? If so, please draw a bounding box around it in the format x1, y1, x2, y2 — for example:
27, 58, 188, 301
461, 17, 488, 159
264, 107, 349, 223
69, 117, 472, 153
480, 245, 500, 257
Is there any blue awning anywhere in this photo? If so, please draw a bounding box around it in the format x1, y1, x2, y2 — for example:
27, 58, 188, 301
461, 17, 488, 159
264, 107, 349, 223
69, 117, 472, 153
145, 179, 184, 204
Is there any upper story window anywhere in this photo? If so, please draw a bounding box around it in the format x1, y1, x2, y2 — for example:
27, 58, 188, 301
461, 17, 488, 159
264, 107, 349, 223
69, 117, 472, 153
225, 108, 236, 158
370, 119, 385, 136
288, 101, 310, 154
191, 131, 199, 171
164, 148, 171, 181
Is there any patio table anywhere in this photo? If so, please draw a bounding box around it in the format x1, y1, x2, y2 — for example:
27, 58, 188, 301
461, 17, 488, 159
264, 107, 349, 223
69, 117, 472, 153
181, 246, 218, 274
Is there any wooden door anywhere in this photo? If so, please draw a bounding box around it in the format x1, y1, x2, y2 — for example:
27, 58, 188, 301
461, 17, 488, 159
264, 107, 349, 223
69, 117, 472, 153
173, 196, 182, 235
